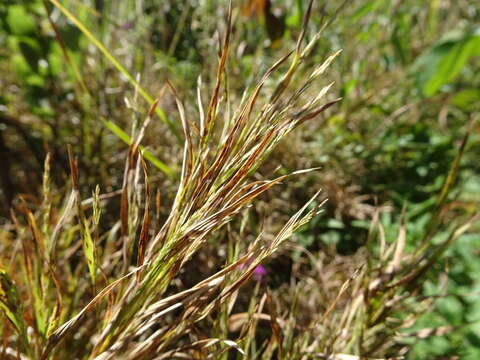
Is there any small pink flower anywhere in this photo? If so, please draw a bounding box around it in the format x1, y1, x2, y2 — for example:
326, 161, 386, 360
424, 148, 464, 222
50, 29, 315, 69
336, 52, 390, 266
240, 260, 267, 283
252, 264, 267, 282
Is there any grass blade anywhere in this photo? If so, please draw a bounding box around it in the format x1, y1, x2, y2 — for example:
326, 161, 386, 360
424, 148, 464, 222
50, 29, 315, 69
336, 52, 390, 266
102, 119, 175, 179
0, 269, 34, 359
48, 0, 180, 141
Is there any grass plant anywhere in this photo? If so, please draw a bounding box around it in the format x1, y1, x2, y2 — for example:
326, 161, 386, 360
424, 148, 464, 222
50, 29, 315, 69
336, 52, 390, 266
0, 1, 478, 359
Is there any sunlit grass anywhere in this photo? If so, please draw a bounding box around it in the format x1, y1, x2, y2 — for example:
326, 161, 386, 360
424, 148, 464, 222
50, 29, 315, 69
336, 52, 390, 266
0, 1, 478, 359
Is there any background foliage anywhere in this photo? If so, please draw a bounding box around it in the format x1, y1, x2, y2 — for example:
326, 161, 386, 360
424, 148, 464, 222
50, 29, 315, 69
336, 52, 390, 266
0, 0, 479, 359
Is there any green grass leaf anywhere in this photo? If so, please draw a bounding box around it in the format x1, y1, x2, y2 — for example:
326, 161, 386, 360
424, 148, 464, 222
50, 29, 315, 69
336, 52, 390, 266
102, 119, 175, 179
0, 269, 34, 358
48, 0, 181, 141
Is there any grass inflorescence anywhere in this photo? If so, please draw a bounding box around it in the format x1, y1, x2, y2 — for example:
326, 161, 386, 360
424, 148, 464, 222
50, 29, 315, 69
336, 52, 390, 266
0, 1, 478, 359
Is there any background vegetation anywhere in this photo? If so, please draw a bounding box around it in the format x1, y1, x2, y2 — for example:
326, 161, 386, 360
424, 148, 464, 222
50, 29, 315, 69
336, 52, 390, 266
0, 0, 479, 359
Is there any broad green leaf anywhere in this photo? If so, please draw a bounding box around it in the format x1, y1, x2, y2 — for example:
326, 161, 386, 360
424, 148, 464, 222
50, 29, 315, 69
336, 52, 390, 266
425, 38, 477, 95
451, 88, 480, 110
6, 5, 37, 35
412, 31, 480, 96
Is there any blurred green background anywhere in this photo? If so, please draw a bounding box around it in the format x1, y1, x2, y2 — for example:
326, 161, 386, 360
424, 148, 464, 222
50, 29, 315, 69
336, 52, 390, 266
0, 0, 479, 358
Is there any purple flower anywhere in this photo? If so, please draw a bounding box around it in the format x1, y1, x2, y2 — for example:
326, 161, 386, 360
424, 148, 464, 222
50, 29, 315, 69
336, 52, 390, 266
239, 258, 268, 283
252, 264, 267, 282
121, 21, 135, 30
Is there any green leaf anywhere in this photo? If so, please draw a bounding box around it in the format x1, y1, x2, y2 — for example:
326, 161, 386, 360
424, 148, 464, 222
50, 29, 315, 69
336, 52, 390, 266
451, 88, 480, 110
412, 31, 480, 96
6, 5, 37, 35
102, 119, 175, 179
0, 269, 33, 357
17, 36, 42, 71
0, 270, 23, 333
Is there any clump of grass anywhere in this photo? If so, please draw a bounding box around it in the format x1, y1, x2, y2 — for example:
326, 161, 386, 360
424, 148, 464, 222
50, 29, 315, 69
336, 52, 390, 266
2, 1, 337, 358
0, 2, 477, 360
